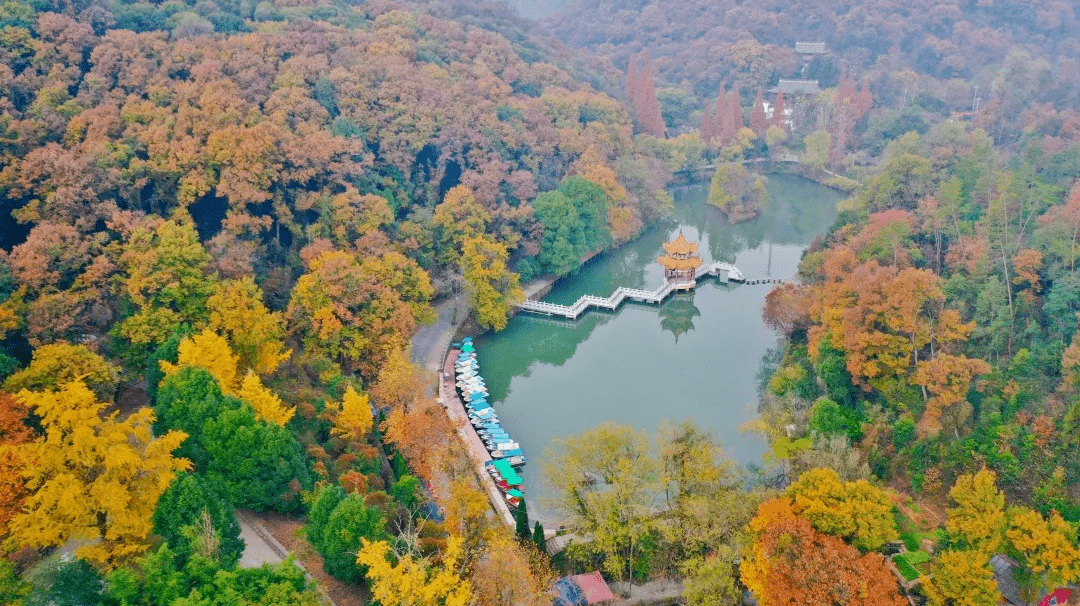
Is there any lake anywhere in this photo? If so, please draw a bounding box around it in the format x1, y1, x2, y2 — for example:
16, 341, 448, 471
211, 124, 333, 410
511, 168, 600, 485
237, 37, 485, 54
473, 173, 845, 525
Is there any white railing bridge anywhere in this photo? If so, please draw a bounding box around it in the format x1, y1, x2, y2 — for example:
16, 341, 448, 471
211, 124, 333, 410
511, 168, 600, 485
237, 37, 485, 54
518, 262, 750, 320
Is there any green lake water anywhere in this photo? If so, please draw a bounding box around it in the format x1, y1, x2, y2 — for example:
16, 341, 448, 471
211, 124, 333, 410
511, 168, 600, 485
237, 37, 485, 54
473, 174, 845, 525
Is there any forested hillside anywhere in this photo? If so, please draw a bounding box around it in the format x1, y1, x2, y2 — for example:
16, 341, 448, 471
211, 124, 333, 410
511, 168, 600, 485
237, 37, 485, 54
0, 0, 674, 602
542, 0, 1080, 105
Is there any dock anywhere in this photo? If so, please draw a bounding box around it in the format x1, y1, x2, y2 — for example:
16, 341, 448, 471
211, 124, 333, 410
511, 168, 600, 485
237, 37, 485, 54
439, 349, 516, 528
517, 261, 747, 320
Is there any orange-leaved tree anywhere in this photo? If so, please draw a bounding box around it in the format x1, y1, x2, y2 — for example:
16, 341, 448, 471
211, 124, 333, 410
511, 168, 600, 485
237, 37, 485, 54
0, 391, 33, 536
740, 498, 905, 606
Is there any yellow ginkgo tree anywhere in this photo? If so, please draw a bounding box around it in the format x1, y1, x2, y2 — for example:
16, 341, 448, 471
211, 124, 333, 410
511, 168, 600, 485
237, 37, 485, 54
330, 385, 373, 443
10, 381, 190, 568
207, 277, 291, 375
356, 536, 473, 606
160, 329, 294, 426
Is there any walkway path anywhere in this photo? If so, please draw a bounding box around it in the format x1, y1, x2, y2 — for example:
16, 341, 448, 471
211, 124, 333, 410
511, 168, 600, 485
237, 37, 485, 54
236, 509, 288, 568
439, 349, 517, 528
411, 291, 467, 373
518, 261, 747, 320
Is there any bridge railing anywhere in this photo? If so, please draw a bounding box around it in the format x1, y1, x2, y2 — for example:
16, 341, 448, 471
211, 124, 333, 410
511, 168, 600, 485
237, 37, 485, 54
517, 261, 746, 320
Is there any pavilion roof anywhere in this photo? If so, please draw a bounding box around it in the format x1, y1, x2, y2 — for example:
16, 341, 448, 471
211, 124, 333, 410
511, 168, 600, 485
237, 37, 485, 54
662, 232, 698, 255
657, 255, 703, 271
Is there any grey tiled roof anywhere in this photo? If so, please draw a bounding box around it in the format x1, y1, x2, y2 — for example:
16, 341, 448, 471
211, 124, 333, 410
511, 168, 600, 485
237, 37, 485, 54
795, 42, 827, 54
776, 79, 821, 95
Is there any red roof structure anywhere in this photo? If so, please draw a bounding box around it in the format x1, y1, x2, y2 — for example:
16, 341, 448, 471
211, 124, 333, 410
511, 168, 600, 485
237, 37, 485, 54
571, 571, 616, 604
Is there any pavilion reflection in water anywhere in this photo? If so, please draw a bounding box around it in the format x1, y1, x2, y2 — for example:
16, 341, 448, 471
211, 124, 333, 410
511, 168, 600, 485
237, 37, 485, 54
658, 293, 700, 342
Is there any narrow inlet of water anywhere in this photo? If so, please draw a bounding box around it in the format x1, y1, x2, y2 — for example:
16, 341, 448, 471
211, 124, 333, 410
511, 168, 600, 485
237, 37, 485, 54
473, 174, 845, 525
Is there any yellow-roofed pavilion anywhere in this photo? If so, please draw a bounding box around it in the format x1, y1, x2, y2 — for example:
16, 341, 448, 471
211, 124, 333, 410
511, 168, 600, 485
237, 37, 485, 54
657, 231, 702, 282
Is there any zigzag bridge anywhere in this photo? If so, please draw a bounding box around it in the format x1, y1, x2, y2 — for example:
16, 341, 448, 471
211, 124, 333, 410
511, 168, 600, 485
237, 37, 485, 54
517, 262, 751, 320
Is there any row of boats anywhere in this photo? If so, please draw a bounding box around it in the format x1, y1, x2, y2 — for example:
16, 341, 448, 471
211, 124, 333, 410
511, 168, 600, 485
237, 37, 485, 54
453, 337, 526, 509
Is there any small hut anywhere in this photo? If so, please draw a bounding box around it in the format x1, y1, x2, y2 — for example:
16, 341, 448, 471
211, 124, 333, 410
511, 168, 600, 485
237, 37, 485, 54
657, 231, 703, 283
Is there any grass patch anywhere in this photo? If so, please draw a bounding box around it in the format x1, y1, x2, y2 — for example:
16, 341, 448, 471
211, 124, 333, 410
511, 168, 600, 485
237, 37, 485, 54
899, 531, 921, 552
893, 551, 931, 582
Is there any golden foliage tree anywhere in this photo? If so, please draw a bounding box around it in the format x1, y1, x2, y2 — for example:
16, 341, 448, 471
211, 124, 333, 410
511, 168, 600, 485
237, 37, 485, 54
10, 381, 190, 568
432, 186, 491, 264
160, 329, 240, 394
116, 219, 215, 348
369, 345, 425, 411
207, 277, 291, 375
237, 371, 295, 427
3, 342, 119, 401
921, 550, 1002, 606
160, 330, 293, 425
946, 469, 1006, 555
287, 250, 430, 379
356, 536, 473, 606
331, 385, 373, 442
785, 467, 898, 551
1005, 506, 1080, 593
469, 532, 553, 606
460, 235, 523, 331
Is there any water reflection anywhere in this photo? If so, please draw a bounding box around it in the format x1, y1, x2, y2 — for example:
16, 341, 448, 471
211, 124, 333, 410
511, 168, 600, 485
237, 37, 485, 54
658, 293, 700, 342
474, 174, 847, 525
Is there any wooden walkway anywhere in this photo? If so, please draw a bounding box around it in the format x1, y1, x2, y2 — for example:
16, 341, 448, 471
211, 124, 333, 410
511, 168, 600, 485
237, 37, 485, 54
517, 261, 746, 320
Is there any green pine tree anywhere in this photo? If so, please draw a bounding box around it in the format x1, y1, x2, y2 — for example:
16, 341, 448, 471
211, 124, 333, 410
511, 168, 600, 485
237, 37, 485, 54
532, 521, 546, 554
515, 499, 530, 542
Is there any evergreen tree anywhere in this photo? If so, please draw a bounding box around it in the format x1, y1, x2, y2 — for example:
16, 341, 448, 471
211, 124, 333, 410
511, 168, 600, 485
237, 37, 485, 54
515, 499, 530, 542
751, 88, 767, 136
532, 521, 546, 554
625, 57, 639, 104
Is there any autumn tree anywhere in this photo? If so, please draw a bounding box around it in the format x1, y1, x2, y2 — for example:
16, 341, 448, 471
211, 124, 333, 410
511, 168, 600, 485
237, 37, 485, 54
461, 235, 523, 331
785, 467, 898, 551
771, 90, 786, 129
3, 342, 119, 401
750, 88, 767, 137
543, 422, 658, 585
808, 248, 976, 391
762, 283, 811, 337
115, 219, 216, 355
913, 353, 991, 438
0, 392, 32, 535
356, 536, 473, 606
655, 422, 752, 562
382, 398, 455, 482
432, 186, 491, 265
330, 385, 374, 443
287, 250, 430, 379
1004, 506, 1080, 596
206, 277, 291, 376
470, 532, 553, 606
740, 504, 905, 606
921, 551, 1002, 606
946, 469, 1006, 555
628, 53, 665, 138
10, 381, 190, 568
